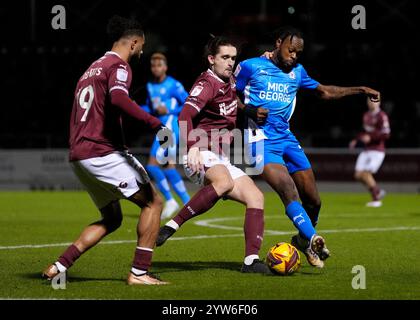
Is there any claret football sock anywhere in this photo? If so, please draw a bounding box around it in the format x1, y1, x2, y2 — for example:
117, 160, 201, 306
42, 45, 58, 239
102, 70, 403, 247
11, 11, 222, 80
173, 184, 220, 227
57, 244, 82, 269
146, 165, 173, 201
285, 201, 316, 241
244, 208, 264, 257
132, 246, 153, 274
163, 168, 190, 204
369, 185, 380, 201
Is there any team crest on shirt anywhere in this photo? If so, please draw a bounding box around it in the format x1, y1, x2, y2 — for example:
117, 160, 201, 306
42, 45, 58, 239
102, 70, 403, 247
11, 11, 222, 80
160, 88, 166, 95
117, 68, 128, 82
289, 71, 296, 79
234, 64, 241, 77
191, 85, 204, 96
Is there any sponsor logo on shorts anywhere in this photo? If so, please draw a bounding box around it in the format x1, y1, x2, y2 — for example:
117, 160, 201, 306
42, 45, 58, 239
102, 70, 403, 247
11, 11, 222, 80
119, 182, 128, 188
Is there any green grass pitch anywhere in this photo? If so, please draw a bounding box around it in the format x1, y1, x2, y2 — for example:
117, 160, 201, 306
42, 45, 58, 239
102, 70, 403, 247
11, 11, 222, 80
0, 191, 419, 300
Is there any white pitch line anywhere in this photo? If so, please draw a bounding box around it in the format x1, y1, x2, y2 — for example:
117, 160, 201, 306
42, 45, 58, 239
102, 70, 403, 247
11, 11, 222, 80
0, 239, 137, 250
194, 216, 420, 235
0, 215, 419, 250
0, 235, 247, 250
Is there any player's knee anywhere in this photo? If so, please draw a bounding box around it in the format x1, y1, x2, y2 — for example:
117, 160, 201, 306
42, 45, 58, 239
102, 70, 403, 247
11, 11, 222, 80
275, 181, 299, 203
248, 188, 264, 208
354, 171, 363, 181
151, 192, 164, 211
213, 178, 234, 196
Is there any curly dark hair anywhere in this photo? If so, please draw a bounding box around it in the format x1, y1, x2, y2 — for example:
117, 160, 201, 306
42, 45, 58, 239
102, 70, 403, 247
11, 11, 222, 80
106, 15, 144, 43
274, 26, 304, 42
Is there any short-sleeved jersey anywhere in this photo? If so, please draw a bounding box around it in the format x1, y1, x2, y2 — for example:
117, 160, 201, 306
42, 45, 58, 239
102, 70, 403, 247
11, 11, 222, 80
361, 109, 390, 151
69, 51, 132, 161
183, 69, 237, 151
143, 76, 188, 124
235, 57, 319, 139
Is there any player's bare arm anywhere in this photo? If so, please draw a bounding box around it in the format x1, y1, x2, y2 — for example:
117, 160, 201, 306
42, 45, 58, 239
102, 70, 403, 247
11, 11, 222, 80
315, 84, 380, 101
349, 139, 357, 149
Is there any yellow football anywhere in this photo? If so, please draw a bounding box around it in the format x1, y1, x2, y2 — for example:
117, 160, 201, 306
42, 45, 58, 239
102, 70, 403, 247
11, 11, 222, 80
266, 242, 301, 275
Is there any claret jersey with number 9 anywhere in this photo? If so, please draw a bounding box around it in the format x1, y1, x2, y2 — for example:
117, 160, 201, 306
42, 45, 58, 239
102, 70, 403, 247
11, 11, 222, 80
69, 51, 132, 161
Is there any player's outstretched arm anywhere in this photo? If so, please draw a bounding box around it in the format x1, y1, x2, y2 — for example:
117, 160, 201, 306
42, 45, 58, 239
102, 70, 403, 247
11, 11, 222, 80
349, 139, 357, 149
110, 89, 163, 130
315, 84, 380, 101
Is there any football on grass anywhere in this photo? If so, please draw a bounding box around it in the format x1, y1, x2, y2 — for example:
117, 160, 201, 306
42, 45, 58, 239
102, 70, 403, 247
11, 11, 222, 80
266, 242, 301, 275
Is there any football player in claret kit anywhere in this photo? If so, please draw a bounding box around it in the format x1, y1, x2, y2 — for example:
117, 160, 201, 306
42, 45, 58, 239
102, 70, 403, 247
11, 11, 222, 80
156, 36, 272, 274
141, 52, 191, 220
235, 26, 381, 268
350, 97, 390, 207
42, 16, 171, 285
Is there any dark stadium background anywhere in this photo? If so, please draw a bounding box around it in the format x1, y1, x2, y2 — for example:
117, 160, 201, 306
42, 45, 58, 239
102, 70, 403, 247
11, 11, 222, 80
0, 0, 418, 149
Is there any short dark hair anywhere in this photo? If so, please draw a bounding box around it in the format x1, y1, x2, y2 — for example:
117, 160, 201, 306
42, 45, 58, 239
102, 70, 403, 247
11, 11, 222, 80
204, 34, 237, 57
151, 52, 167, 64
203, 34, 238, 67
106, 15, 144, 43
274, 26, 304, 42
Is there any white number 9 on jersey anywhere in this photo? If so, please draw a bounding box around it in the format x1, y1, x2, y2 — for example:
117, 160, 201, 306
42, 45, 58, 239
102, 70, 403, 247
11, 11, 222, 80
77, 85, 94, 122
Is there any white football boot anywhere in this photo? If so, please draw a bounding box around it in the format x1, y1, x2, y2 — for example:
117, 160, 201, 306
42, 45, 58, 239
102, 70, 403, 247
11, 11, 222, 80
161, 199, 180, 219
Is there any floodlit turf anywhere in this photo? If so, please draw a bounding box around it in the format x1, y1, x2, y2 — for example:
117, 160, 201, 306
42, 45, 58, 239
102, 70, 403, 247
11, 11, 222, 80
0, 191, 419, 300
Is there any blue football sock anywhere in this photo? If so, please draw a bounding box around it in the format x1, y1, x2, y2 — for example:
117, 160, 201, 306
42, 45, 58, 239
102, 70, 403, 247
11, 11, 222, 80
285, 201, 316, 241
164, 168, 190, 204
145, 165, 173, 201
300, 204, 319, 240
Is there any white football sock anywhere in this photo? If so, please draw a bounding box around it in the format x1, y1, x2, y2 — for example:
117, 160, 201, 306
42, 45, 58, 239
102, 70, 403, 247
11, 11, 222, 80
244, 254, 259, 265
131, 267, 147, 276
136, 246, 153, 252
54, 261, 67, 273
166, 220, 180, 230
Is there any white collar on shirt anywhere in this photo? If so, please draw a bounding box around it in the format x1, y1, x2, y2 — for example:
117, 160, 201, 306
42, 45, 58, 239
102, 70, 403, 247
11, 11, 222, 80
207, 69, 226, 83
105, 51, 123, 59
